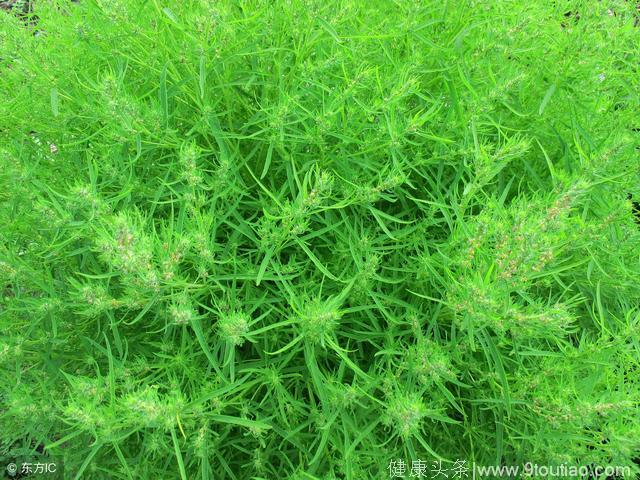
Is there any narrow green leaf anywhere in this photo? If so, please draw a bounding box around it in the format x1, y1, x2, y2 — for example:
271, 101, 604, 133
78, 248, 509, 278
260, 141, 275, 179
160, 62, 169, 126
50, 87, 59, 117
74, 443, 101, 480
163, 7, 179, 24
210, 415, 271, 430
190, 318, 221, 375
539, 83, 556, 115
170, 428, 188, 480
199, 54, 206, 100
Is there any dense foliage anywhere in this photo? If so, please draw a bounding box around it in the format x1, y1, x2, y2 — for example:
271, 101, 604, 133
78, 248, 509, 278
1, 1, 639, 478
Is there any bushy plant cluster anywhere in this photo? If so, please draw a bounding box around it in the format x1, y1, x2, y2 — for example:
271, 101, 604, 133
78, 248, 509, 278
1, 1, 639, 478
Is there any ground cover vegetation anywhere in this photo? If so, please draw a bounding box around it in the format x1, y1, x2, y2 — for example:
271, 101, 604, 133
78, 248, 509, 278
1, 0, 640, 478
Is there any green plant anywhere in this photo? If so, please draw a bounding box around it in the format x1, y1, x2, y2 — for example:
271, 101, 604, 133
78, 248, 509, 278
1, 0, 639, 479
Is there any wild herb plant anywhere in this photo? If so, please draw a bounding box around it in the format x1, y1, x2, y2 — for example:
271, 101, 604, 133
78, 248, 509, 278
1, 1, 639, 479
